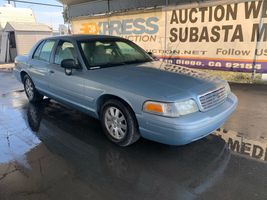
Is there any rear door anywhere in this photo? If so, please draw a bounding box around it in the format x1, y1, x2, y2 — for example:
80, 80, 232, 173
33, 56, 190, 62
28, 40, 56, 93
47, 40, 86, 108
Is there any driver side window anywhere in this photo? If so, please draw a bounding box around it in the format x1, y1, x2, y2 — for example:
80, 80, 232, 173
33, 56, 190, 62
54, 41, 76, 65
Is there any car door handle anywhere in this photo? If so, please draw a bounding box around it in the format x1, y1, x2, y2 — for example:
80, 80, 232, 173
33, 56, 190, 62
49, 70, 55, 74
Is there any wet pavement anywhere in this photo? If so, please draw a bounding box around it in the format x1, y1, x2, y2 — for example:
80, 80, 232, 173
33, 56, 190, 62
0, 72, 267, 200
0, 72, 23, 96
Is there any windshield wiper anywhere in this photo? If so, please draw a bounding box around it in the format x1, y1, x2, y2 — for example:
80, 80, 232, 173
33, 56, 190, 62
89, 62, 126, 69
123, 60, 150, 65
89, 60, 151, 70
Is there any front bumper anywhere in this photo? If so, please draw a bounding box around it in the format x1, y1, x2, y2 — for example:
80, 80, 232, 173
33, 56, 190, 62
13, 67, 22, 83
136, 92, 238, 145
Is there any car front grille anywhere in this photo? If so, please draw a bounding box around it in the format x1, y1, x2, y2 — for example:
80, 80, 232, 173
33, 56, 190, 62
198, 87, 227, 111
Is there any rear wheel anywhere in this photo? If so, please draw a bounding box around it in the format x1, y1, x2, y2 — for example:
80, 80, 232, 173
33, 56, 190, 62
23, 74, 43, 103
100, 99, 140, 146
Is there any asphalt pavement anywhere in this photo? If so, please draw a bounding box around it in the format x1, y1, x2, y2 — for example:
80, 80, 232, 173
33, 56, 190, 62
0, 71, 266, 200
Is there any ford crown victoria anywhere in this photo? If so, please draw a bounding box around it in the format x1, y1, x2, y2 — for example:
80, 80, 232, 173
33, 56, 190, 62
14, 35, 238, 146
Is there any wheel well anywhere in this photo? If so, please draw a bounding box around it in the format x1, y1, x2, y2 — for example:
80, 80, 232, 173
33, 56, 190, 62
97, 94, 139, 126
20, 71, 27, 82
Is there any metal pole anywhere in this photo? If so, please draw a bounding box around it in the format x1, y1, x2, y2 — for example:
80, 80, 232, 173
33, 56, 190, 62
251, 0, 265, 82
164, 0, 168, 56
108, 0, 111, 35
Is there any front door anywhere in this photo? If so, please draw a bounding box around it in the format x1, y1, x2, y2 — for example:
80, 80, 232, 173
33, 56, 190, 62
48, 40, 86, 108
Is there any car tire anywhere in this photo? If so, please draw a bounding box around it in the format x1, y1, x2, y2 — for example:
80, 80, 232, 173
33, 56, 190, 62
100, 99, 140, 146
23, 74, 43, 103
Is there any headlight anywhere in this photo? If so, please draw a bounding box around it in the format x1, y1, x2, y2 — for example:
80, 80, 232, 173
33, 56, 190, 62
143, 99, 199, 117
174, 99, 199, 115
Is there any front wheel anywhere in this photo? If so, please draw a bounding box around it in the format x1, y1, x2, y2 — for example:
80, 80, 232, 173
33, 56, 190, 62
23, 74, 43, 103
100, 99, 140, 147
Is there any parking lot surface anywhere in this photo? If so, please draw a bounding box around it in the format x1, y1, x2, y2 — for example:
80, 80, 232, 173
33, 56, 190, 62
0, 72, 266, 200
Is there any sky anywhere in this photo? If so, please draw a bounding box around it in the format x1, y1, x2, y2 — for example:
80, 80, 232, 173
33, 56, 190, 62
0, 0, 64, 31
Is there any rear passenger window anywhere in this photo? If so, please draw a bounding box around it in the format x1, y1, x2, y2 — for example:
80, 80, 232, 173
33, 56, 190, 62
33, 41, 44, 60
39, 40, 56, 62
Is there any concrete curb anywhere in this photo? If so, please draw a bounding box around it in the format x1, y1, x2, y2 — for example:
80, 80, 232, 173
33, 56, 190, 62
0, 68, 14, 72
0, 63, 15, 72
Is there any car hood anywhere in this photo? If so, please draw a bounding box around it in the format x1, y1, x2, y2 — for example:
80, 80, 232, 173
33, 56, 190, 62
88, 61, 227, 101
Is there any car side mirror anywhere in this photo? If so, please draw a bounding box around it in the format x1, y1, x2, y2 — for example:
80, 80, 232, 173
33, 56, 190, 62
61, 59, 80, 69
61, 59, 80, 76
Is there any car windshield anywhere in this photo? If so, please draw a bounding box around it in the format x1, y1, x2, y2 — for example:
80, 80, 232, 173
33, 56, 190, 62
78, 39, 153, 69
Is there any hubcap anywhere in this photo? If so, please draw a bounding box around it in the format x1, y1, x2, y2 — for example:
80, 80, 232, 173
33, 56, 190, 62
104, 107, 127, 140
25, 78, 34, 99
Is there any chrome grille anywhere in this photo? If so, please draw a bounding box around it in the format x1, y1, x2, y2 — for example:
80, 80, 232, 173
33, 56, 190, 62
198, 87, 227, 111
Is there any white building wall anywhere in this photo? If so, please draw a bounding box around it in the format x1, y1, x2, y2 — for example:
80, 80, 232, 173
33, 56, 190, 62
15, 31, 51, 55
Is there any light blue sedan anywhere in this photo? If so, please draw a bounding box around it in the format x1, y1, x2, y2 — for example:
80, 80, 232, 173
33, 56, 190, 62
14, 35, 238, 146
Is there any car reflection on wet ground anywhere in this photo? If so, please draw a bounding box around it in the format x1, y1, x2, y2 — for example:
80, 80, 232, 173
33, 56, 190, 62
0, 72, 267, 200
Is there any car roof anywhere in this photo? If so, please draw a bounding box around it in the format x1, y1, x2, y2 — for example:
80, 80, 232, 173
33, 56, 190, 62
45, 34, 125, 41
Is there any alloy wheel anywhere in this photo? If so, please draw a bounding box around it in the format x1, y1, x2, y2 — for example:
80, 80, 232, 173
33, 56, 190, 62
25, 78, 34, 99
104, 106, 127, 140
